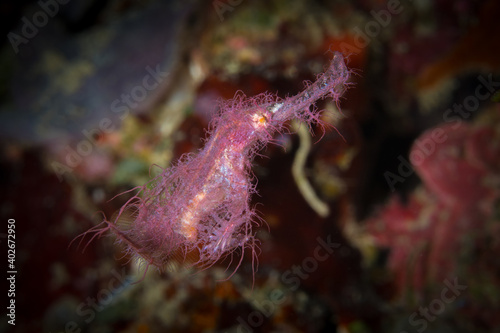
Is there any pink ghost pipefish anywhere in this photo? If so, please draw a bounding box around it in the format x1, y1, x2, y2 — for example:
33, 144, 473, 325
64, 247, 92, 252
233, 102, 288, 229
76, 51, 351, 278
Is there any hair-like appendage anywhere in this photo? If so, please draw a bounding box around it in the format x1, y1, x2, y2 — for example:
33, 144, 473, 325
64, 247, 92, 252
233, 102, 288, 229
76, 52, 350, 278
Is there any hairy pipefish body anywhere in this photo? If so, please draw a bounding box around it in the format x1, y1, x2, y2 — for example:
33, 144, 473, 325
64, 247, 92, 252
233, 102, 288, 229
79, 52, 350, 275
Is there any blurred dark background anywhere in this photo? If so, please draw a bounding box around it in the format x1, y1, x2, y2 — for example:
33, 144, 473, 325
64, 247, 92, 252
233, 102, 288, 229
1, 0, 499, 332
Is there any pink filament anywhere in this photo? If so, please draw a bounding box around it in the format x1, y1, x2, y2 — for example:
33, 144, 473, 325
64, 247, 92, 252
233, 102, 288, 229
79, 52, 351, 276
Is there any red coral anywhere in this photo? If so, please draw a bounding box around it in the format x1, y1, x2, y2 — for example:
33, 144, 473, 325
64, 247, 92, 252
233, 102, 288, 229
412, 122, 493, 207
367, 120, 500, 299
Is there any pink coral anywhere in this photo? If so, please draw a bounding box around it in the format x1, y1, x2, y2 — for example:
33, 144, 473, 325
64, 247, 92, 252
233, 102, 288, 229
367, 120, 500, 299
78, 52, 350, 275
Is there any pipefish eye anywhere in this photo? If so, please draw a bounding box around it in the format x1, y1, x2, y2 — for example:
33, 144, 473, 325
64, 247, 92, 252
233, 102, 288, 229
250, 112, 269, 128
